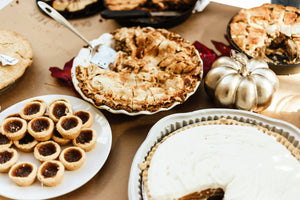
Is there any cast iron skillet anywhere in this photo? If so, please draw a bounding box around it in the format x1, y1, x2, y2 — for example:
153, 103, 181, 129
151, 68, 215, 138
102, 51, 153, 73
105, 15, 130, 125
36, 0, 105, 19
100, 0, 198, 28
227, 14, 300, 75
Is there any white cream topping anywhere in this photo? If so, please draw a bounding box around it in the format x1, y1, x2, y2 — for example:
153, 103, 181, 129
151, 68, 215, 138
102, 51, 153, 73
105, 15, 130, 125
146, 124, 300, 200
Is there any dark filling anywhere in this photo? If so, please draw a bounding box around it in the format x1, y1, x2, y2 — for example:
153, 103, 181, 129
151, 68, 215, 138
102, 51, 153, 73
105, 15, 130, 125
24, 103, 41, 115
4, 120, 22, 133
64, 149, 82, 162
74, 111, 89, 124
76, 130, 92, 144
31, 118, 49, 132
53, 103, 69, 119
179, 188, 224, 200
19, 132, 35, 145
5, 113, 21, 119
41, 162, 59, 178
12, 164, 32, 177
53, 128, 63, 138
38, 143, 57, 156
61, 118, 78, 130
0, 133, 10, 145
0, 151, 13, 164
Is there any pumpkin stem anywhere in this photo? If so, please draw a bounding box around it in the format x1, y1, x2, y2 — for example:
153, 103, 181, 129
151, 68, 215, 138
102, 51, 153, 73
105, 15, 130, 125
231, 50, 249, 76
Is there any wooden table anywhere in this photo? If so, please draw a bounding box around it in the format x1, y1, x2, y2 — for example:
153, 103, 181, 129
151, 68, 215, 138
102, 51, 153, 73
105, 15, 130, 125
1, 1, 300, 199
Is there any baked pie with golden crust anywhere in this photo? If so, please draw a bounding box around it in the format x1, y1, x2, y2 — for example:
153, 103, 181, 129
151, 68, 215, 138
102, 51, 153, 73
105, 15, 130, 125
34, 141, 61, 162
14, 132, 38, 152
59, 146, 86, 170
75, 27, 202, 114
37, 160, 64, 186
1, 117, 27, 141
230, 3, 300, 64
9, 162, 37, 186
0, 148, 18, 172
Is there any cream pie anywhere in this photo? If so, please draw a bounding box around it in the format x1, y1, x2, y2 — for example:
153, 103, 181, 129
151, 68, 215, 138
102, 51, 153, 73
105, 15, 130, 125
28, 116, 54, 141
34, 141, 61, 162
37, 160, 64, 187
9, 162, 37, 186
0, 148, 18, 172
0, 29, 33, 92
59, 146, 86, 170
230, 3, 300, 64
75, 27, 202, 113
1, 117, 27, 141
141, 118, 300, 200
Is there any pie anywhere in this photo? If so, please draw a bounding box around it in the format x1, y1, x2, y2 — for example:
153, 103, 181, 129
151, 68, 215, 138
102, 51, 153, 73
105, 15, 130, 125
105, 0, 195, 11
9, 162, 37, 186
140, 118, 300, 199
0, 29, 33, 92
52, 0, 98, 12
74, 27, 202, 114
229, 3, 300, 64
37, 160, 65, 186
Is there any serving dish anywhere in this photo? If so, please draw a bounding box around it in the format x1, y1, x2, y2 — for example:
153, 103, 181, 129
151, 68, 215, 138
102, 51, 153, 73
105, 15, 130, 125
128, 108, 300, 200
36, 0, 105, 19
0, 95, 112, 200
71, 30, 203, 116
227, 14, 300, 75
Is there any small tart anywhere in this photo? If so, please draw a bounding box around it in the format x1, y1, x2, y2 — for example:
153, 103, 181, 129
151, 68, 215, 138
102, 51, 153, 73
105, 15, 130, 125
34, 141, 61, 162
0, 132, 12, 149
0, 148, 18, 172
9, 162, 37, 186
4, 113, 21, 119
73, 128, 97, 152
73, 110, 93, 128
52, 128, 71, 146
37, 160, 64, 187
1, 117, 27, 140
56, 116, 82, 139
14, 132, 38, 152
19, 99, 47, 121
48, 99, 72, 122
59, 146, 86, 170
28, 116, 54, 141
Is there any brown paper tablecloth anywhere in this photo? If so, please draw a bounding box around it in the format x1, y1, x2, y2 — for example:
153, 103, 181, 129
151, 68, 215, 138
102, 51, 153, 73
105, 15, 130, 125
1, 1, 300, 199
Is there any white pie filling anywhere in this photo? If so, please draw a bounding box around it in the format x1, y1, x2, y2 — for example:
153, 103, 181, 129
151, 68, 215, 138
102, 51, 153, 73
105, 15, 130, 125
146, 124, 300, 200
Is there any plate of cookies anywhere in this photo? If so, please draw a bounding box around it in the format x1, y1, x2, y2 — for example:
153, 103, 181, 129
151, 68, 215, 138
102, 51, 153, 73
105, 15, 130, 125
0, 94, 112, 200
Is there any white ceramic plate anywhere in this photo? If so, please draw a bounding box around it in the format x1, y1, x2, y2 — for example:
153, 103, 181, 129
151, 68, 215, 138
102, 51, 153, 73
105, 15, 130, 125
128, 108, 300, 200
0, 95, 112, 200
71, 33, 203, 116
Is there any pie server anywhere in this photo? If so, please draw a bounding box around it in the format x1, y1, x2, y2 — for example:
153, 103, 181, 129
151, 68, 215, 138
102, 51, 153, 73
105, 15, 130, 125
37, 1, 115, 70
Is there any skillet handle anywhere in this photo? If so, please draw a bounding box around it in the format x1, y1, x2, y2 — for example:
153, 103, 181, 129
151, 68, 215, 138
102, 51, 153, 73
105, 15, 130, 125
101, 10, 151, 19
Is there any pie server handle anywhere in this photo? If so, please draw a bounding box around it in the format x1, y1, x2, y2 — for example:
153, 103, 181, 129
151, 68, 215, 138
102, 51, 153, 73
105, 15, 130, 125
101, 10, 151, 19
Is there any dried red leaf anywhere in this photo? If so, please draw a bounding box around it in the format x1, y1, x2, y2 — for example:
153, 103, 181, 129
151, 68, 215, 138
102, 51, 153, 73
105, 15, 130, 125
49, 58, 79, 95
193, 35, 233, 77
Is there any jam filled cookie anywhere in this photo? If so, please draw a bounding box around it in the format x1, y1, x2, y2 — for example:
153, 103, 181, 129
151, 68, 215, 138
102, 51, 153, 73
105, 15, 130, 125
19, 99, 47, 121
52, 128, 71, 146
0, 148, 18, 172
73, 128, 97, 152
28, 116, 54, 141
37, 160, 64, 187
1, 117, 27, 141
56, 116, 82, 139
14, 132, 38, 152
59, 146, 86, 170
9, 162, 37, 186
34, 141, 61, 162
73, 110, 93, 128
0, 131, 13, 149
48, 99, 72, 122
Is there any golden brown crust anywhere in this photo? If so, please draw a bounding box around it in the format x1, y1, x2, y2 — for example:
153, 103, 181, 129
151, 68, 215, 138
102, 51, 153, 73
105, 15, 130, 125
230, 3, 300, 64
28, 116, 54, 141
59, 146, 86, 170
56, 115, 82, 139
9, 162, 37, 186
0, 29, 33, 91
13, 132, 38, 152
73, 110, 93, 128
0, 148, 18, 172
72, 128, 97, 152
19, 99, 47, 121
1, 117, 27, 141
34, 141, 61, 162
48, 99, 73, 122
37, 160, 64, 186
140, 118, 300, 200
75, 27, 202, 113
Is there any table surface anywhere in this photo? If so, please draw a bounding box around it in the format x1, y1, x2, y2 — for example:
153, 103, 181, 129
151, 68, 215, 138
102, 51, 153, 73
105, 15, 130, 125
1, 1, 300, 200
